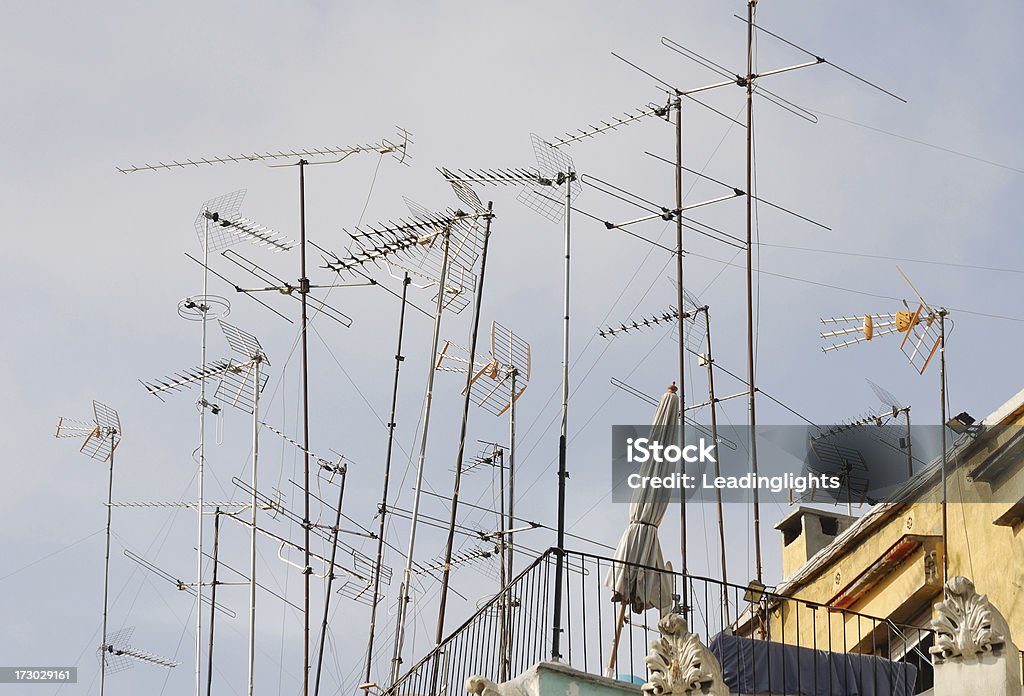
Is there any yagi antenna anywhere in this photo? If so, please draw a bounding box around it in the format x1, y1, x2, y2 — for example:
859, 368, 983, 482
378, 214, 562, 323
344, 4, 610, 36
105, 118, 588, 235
115, 128, 413, 173
219, 248, 355, 328
324, 209, 486, 314
400, 197, 483, 314
196, 190, 295, 254
141, 321, 270, 413
55, 400, 121, 462
819, 267, 944, 375
99, 627, 180, 673
436, 321, 532, 417
600, 286, 708, 352
546, 103, 670, 149
441, 133, 581, 224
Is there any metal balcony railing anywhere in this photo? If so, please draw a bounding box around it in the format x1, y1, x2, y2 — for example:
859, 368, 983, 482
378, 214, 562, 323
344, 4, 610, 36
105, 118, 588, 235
387, 548, 935, 696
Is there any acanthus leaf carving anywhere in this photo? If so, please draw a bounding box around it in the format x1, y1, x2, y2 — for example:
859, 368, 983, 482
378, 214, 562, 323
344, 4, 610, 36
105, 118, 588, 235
642, 613, 728, 696
930, 576, 1007, 663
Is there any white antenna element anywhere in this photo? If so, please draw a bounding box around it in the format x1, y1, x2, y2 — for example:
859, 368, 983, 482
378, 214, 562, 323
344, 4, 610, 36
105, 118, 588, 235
115, 128, 413, 173
196, 190, 295, 254
99, 627, 180, 673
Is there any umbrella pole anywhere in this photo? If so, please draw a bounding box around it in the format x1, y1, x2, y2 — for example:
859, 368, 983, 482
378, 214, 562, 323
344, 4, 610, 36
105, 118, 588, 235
605, 601, 628, 678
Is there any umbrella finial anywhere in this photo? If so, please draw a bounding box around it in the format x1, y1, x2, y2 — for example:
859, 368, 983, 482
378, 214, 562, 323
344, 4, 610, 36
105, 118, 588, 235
667, 382, 677, 394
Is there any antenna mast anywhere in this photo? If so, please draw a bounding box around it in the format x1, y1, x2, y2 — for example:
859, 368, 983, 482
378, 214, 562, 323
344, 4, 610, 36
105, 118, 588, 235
55, 400, 121, 696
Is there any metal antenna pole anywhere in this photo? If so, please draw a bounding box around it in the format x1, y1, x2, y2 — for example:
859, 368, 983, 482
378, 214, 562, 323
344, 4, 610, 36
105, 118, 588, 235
314, 459, 350, 696
673, 94, 688, 607
100, 432, 114, 696
434, 202, 494, 676
702, 307, 729, 624
905, 408, 914, 479
247, 357, 261, 696
206, 509, 221, 696
507, 365, 516, 579
298, 159, 312, 696
939, 310, 948, 583
551, 176, 572, 660
497, 445, 509, 683
390, 228, 453, 686
745, 0, 764, 584
363, 273, 411, 686
196, 219, 211, 696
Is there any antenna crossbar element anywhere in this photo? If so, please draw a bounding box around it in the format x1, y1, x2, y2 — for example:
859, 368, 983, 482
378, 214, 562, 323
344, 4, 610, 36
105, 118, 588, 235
546, 104, 668, 149
338, 578, 376, 606
439, 167, 546, 187
219, 319, 268, 364
123, 551, 237, 618
116, 130, 413, 174
221, 248, 354, 328
867, 378, 904, 412
599, 307, 680, 339
260, 421, 337, 471
202, 210, 295, 253
140, 358, 237, 399
415, 546, 494, 576
462, 444, 504, 476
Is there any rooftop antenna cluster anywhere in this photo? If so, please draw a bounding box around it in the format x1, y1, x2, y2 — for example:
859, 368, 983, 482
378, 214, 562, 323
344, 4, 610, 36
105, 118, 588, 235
119, 130, 411, 696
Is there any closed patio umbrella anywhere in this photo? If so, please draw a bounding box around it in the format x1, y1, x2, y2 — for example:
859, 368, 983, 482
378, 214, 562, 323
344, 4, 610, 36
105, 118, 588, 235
604, 383, 678, 675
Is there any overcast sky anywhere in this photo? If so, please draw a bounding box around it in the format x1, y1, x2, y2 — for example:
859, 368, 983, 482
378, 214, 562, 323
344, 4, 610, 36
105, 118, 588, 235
3, 2, 1023, 694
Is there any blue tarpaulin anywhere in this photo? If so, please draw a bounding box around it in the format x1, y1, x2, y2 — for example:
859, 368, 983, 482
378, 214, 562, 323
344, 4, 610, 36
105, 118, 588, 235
709, 633, 918, 696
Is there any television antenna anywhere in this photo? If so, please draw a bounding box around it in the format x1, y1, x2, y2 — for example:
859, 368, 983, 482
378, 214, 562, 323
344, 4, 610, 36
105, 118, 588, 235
142, 318, 269, 696
436, 321, 532, 680
120, 129, 411, 696
324, 202, 495, 688
820, 266, 951, 581
442, 135, 579, 662
99, 627, 180, 673
55, 400, 121, 696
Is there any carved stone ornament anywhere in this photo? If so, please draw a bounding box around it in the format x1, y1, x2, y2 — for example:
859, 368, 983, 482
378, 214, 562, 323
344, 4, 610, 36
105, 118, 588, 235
642, 613, 728, 696
930, 576, 1008, 663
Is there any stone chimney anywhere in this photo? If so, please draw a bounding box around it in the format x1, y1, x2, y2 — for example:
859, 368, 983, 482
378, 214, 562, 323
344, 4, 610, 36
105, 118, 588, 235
774, 506, 858, 580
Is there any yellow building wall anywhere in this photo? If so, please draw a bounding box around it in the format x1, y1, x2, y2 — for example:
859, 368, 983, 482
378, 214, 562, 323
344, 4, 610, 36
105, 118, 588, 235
758, 408, 1024, 654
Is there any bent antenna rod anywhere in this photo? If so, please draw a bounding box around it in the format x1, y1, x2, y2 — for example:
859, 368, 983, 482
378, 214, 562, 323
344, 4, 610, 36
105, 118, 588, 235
55, 400, 121, 696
